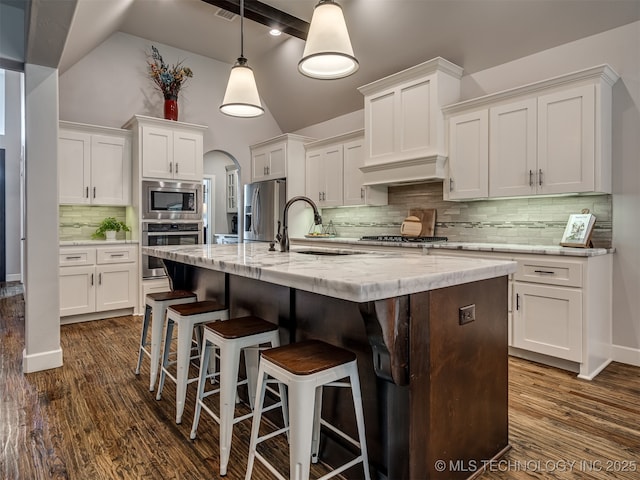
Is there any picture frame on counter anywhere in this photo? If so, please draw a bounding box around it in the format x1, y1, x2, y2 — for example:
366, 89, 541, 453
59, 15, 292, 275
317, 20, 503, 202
560, 213, 595, 248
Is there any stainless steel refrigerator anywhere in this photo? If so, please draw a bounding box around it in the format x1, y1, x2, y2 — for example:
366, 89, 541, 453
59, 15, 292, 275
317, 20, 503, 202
244, 179, 286, 242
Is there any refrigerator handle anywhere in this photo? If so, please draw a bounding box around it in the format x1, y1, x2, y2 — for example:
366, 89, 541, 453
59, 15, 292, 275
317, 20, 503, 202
253, 186, 260, 235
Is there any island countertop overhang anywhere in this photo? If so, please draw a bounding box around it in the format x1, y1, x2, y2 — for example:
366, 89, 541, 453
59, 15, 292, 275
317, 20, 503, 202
142, 243, 517, 303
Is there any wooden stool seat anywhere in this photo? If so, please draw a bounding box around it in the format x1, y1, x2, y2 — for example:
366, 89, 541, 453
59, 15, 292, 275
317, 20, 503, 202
262, 339, 357, 376
168, 300, 227, 316
146, 290, 196, 302
203, 315, 278, 339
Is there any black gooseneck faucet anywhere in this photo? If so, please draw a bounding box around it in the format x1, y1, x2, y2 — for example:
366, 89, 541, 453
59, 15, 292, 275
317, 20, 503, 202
277, 196, 322, 252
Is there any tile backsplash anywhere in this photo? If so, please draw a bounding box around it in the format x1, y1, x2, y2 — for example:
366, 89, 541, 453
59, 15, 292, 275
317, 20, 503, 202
321, 182, 612, 247
59, 205, 129, 241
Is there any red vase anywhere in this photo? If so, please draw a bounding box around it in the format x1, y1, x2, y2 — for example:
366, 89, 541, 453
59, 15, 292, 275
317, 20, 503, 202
164, 96, 178, 121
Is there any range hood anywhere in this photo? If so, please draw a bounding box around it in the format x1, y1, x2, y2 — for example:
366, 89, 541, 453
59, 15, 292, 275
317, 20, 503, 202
360, 155, 447, 186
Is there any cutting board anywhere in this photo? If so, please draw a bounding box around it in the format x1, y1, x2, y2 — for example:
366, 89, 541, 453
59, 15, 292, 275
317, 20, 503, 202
408, 208, 436, 237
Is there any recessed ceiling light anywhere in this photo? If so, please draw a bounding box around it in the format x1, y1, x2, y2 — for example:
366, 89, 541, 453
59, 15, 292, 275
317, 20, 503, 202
269, 28, 282, 36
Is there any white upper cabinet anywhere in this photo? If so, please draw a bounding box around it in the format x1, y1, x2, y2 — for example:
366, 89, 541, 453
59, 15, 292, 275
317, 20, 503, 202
123, 115, 206, 182
358, 58, 463, 185
249, 134, 315, 184
59, 122, 131, 206
305, 131, 388, 209
443, 64, 619, 200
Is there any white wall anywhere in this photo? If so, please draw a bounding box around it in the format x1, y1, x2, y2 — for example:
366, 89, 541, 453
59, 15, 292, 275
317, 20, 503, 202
58, 32, 282, 189
0, 69, 22, 281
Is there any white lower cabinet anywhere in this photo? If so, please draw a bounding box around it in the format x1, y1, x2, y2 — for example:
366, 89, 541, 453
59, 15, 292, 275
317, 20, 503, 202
60, 245, 138, 320
513, 282, 582, 362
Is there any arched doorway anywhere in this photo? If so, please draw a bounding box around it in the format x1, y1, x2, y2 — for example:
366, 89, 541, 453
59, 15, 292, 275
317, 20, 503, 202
202, 150, 241, 244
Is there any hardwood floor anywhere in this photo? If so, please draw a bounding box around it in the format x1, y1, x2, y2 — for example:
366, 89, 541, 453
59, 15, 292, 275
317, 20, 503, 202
2, 282, 639, 479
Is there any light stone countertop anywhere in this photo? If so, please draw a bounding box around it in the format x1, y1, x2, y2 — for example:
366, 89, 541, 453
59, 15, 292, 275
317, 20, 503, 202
142, 243, 516, 303
291, 237, 613, 257
60, 240, 139, 246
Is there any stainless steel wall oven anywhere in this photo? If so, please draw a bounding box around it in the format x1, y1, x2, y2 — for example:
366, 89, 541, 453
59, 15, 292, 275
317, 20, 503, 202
141, 222, 202, 278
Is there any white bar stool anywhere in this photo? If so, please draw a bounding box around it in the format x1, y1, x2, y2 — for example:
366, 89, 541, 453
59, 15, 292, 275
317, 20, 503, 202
190, 316, 288, 476
135, 290, 197, 391
246, 340, 370, 480
156, 300, 229, 424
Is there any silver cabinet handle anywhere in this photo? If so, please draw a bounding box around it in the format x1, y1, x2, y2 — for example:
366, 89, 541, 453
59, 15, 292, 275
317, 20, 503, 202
529, 170, 534, 187
110, 253, 125, 258
361, 187, 365, 199
99, 273, 102, 285
539, 169, 543, 186
65, 255, 81, 260
449, 178, 454, 192
93, 187, 96, 198
534, 270, 555, 275
318, 192, 322, 201
169, 162, 173, 173
91, 273, 94, 286
85, 186, 89, 198
516, 293, 520, 310
176, 163, 179, 174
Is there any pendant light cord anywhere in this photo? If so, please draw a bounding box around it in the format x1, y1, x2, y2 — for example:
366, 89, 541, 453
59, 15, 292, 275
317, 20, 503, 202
240, 0, 244, 59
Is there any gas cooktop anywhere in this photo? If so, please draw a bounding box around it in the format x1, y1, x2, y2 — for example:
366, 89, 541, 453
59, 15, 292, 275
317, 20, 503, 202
360, 235, 448, 243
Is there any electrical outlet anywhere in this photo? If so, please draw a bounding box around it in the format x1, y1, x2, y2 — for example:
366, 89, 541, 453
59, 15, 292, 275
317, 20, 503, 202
459, 304, 475, 325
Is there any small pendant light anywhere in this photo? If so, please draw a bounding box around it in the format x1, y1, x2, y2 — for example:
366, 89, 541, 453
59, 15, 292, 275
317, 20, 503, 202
298, 0, 359, 80
220, 0, 264, 117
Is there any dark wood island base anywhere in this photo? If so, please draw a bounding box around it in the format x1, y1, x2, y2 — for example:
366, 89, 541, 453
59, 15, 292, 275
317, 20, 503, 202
163, 260, 509, 480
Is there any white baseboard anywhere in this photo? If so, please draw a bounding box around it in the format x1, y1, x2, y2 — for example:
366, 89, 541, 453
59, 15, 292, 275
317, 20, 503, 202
5, 273, 22, 282
611, 344, 640, 367
22, 347, 63, 373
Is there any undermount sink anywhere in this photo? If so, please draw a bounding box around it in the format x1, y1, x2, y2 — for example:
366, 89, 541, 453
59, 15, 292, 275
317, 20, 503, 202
295, 249, 365, 256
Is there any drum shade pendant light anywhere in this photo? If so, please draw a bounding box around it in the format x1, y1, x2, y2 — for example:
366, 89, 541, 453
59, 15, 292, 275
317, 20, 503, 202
298, 0, 359, 80
220, 0, 264, 117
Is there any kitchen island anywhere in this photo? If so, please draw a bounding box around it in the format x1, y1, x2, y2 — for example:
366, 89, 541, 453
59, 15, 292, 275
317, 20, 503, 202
143, 243, 516, 480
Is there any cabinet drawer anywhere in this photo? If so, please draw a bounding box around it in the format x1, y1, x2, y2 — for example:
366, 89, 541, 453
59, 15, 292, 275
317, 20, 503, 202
59, 248, 96, 266
515, 259, 582, 287
96, 246, 136, 264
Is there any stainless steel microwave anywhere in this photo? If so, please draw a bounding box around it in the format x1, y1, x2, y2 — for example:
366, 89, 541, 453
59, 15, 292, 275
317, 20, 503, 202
141, 180, 202, 220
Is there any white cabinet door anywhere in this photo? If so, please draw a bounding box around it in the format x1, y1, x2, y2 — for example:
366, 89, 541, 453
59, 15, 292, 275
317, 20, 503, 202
59, 130, 91, 204
343, 138, 388, 206
173, 130, 203, 181
141, 125, 173, 179
537, 85, 595, 195
513, 282, 582, 362
305, 150, 324, 204
489, 99, 537, 198
251, 142, 286, 182
306, 145, 343, 207
96, 263, 137, 312
447, 110, 489, 199
91, 134, 130, 205
60, 265, 96, 316
226, 170, 238, 213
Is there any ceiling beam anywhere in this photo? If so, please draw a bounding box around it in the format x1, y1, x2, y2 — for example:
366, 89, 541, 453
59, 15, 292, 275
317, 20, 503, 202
201, 0, 309, 40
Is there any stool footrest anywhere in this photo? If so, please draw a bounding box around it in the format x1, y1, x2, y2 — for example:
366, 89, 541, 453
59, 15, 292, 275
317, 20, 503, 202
255, 451, 288, 480
317, 456, 364, 480
320, 418, 361, 450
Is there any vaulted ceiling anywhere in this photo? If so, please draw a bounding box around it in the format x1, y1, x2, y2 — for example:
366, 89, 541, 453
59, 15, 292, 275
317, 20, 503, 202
4, 0, 640, 132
